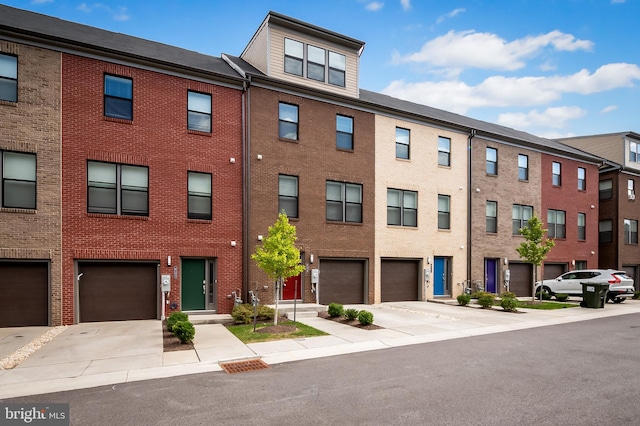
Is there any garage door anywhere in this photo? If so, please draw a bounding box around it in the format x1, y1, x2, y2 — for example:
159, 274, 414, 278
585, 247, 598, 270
0, 262, 48, 327
319, 259, 365, 305
508, 263, 533, 297
543, 263, 566, 280
78, 262, 157, 322
381, 259, 419, 302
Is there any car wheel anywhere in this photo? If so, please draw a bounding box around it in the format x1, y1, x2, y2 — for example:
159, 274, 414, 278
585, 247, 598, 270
613, 297, 624, 304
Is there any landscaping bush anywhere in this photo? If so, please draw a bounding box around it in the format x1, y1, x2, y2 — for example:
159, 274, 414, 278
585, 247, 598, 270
257, 305, 275, 320
555, 293, 569, 302
167, 311, 189, 332
357, 310, 374, 325
344, 308, 360, 320
457, 294, 471, 306
535, 291, 552, 300
478, 293, 495, 308
470, 291, 486, 299
500, 291, 517, 299
232, 304, 254, 324
500, 295, 518, 312
172, 320, 195, 344
328, 303, 344, 318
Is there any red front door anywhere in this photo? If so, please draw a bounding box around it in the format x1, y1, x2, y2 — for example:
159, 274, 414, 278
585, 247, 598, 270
282, 274, 302, 300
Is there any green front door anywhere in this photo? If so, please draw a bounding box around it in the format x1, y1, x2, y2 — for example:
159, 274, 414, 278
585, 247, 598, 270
182, 259, 205, 310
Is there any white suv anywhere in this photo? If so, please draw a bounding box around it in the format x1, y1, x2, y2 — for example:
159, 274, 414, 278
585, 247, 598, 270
535, 269, 635, 303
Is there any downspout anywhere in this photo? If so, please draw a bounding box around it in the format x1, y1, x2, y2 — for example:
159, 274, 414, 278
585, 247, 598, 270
467, 129, 477, 283
242, 77, 251, 302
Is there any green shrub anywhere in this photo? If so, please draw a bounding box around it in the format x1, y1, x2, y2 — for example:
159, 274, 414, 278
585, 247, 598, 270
500, 296, 518, 312
555, 293, 569, 302
344, 308, 360, 320
172, 320, 195, 344
457, 294, 471, 306
535, 291, 552, 300
470, 291, 486, 299
257, 305, 275, 320
328, 303, 344, 318
500, 291, 517, 299
232, 304, 254, 324
633, 291, 640, 300
357, 310, 374, 325
478, 293, 495, 308
167, 311, 189, 332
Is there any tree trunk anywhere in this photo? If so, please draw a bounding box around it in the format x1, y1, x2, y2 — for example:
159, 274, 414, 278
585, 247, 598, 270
274, 277, 280, 326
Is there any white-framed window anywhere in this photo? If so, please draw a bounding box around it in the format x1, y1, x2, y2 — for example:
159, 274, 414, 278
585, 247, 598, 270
518, 154, 528, 180
0, 53, 18, 102
438, 194, 450, 230
278, 102, 299, 140
284, 38, 303, 76
512, 204, 533, 235
438, 136, 451, 166
326, 180, 362, 223
552, 162, 562, 186
187, 91, 212, 132
283, 38, 346, 87
547, 209, 566, 238
486, 147, 497, 175
629, 141, 640, 163
336, 115, 354, 150
578, 212, 586, 240
486, 200, 497, 233
88, 161, 148, 216
328, 51, 346, 87
1, 151, 36, 209
278, 175, 298, 218
387, 188, 417, 227
307, 45, 326, 82
624, 219, 638, 245
187, 171, 212, 220
396, 127, 410, 160
104, 74, 133, 120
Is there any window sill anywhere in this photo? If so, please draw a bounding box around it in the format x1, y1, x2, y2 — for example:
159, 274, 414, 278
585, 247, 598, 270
187, 218, 212, 224
336, 147, 354, 153
438, 164, 451, 169
278, 137, 299, 144
0, 100, 17, 107
187, 129, 213, 137
486, 173, 498, 177
395, 157, 411, 162
437, 228, 451, 232
1, 207, 36, 214
326, 220, 363, 226
104, 116, 133, 125
87, 213, 149, 220
387, 224, 418, 229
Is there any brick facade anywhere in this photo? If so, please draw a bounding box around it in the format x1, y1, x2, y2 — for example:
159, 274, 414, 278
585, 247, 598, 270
0, 41, 62, 326
61, 54, 243, 324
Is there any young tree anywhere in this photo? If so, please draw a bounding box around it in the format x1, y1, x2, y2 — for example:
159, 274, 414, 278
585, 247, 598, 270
515, 215, 555, 301
251, 212, 306, 325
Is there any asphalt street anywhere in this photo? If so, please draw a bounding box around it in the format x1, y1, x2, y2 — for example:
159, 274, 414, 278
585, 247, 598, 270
6, 313, 640, 426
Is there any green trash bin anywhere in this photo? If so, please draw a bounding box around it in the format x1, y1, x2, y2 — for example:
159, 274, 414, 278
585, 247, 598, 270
580, 282, 609, 308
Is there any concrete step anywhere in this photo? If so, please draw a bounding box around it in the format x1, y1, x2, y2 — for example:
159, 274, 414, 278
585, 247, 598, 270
284, 310, 319, 319
188, 314, 234, 325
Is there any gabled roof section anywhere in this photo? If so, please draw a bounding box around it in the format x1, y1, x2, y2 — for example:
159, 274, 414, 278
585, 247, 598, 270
0, 4, 243, 83
359, 90, 604, 163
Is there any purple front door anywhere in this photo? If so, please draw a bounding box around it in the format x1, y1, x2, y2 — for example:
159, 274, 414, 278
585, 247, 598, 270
485, 258, 498, 294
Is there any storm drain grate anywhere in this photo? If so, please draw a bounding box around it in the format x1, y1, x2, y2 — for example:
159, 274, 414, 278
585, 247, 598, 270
220, 359, 270, 374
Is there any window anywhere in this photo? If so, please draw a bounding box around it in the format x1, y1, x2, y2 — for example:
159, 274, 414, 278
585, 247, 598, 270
486, 147, 497, 175
512, 204, 533, 235
552, 162, 561, 186
0, 53, 18, 102
1, 151, 36, 209
599, 179, 613, 200
187, 91, 211, 132
518, 155, 528, 180
396, 127, 410, 159
578, 167, 586, 191
575, 260, 587, 270
307, 45, 326, 82
624, 219, 638, 245
628, 179, 635, 200
336, 115, 353, 150
187, 171, 211, 220
104, 75, 132, 120
278, 102, 299, 140
438, 195, 450, 230
87, 161, 148, 216
284, 38, 303, 76
486, 200, 497, 233
328, 51, 346, 87
387, 189, 417, 227
547, 209, 566, 238
438, 136, 451, 166
278, 175, 298, 218
577, 212, 586, 240
630, 141, 640, 163
599, 220, 612, 244
326, 181, 362, 223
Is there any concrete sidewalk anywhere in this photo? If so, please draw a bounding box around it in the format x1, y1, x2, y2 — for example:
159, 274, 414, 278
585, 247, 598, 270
1, 300, 639, 399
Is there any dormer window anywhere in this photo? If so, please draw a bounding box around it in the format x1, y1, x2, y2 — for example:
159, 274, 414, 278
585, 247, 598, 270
283, 37, 346, 88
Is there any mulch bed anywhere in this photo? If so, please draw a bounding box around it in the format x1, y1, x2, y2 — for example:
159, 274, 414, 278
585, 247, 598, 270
318, 311, 384, 330
162, 320, 194, 352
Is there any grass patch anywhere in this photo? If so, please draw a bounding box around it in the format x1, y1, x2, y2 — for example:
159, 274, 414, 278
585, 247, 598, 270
226, 320, 328, 343
516, 301, 578, 310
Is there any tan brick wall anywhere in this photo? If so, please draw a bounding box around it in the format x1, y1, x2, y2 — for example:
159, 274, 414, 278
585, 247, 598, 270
0, 42, 62, 326
374, 115, 468, 300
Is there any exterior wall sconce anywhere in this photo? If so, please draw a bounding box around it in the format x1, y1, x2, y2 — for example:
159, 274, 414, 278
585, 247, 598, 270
257, 235, 263, 241
426, 256, 431, 264
257, 154, 263, 160
167, 256, 171, 266
309, 254, 314, 264
231, 241, 237, 247
229, 157, 235, 163
590, 251, 595, 255
590, 205, 595, 209
504, 258, 509, 265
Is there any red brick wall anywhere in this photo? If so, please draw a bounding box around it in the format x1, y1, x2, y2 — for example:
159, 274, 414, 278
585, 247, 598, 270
61, 54, 243, 324
541, 154, 599, 269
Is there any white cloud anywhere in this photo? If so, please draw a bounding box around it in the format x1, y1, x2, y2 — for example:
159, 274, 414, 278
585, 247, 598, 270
382, 63, 640, 114
395, 30, 593, 71
601, 105, 618, 114
31, 0, 53, 4
366, 1, 384, 11
77, 3, 130, 21
400, 0, 411, 11
496, 106, 587, 130
436, 8, 465, 24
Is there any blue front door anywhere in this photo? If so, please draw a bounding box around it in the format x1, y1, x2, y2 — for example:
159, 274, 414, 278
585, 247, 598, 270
485, 258, 498, 293
434, 257, 445, 296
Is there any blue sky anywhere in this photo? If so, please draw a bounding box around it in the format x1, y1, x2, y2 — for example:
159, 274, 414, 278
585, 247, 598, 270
4, 0, 640, 138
